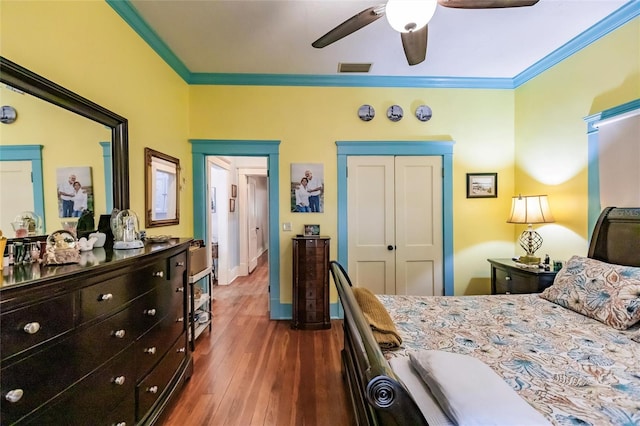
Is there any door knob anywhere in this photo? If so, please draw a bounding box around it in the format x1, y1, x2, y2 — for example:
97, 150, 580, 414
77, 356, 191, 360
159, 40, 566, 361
387, 245, 394, 251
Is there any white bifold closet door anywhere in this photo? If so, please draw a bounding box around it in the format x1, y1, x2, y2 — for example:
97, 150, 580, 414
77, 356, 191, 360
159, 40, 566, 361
347, 156, 443, 296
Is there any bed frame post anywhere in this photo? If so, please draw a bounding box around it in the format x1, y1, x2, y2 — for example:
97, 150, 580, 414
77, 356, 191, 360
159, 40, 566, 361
330, 261, 429, 426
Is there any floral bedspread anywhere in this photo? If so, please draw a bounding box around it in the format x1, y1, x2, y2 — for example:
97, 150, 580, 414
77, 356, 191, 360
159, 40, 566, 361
377, 293, 640, 425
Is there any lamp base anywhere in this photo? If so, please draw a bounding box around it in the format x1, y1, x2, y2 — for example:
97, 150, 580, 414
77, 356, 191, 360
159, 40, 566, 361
518, 255, 541, 265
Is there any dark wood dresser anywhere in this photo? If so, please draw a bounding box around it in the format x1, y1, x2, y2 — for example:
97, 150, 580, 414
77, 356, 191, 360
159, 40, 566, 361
0, 239, 193, 425
291, 237, 330, 330
488, 258, 557, 294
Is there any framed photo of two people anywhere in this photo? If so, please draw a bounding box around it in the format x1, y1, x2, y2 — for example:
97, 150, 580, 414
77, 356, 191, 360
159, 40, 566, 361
291, 163, 324, 213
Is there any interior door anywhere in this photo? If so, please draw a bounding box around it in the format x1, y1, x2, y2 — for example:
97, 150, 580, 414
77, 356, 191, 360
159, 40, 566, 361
0, 160, 34, 232
347, 156, 443, 296
248, 180, 258, 273
394, 156, 443, 295
347, 156, 395, 294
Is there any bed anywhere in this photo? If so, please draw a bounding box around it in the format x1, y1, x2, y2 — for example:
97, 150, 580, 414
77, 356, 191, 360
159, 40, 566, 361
330, 206, 640, 425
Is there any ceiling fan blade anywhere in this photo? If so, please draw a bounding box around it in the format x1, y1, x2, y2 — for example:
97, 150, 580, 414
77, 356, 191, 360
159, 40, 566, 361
312, 6, 385, 48
401, 25, 428, 66
437, 0, 539, 8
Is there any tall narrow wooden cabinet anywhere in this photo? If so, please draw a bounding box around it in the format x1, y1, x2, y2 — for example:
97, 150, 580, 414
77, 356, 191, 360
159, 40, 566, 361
291, 237, 331, 330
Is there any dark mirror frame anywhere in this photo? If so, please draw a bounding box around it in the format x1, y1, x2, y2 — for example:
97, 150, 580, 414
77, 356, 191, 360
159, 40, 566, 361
0, 56, 129, 213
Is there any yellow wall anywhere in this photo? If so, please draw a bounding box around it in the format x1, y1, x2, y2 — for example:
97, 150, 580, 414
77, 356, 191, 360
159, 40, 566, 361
3, 1, 638, 299
0, 0, 193, 238
190, 86, 516, 298
514, 19, 640, 262
0, 87, 110, 233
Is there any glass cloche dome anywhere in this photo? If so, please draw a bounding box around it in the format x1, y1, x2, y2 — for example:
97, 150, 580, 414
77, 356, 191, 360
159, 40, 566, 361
111, 209, 144, 249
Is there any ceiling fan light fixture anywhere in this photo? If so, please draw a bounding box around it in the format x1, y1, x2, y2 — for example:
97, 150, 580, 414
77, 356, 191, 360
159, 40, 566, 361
385, 0, 437, 33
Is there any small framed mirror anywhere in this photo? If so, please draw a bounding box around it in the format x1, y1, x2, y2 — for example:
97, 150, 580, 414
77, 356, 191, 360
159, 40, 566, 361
145, 148, 180, 228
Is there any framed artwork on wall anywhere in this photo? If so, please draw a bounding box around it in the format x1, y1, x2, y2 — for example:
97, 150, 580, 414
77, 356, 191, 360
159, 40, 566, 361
291, 163, 324, 213
304, 224, 320, 236
467, 173, 498, 198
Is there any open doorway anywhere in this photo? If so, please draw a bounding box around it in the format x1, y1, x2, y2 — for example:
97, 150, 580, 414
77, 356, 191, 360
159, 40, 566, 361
191, 139, 283, 320
206, 156, 268, 286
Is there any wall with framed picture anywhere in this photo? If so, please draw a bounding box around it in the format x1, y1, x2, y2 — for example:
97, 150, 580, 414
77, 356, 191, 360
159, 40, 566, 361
291, 163, 324, 213
466, 173, 497, 198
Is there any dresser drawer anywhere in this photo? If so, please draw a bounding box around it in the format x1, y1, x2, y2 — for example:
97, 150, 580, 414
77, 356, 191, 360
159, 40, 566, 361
135, 306, 185, 381
79, 275, 152, 324
1, 293, 75, 362
74, 306, 136, 368
0, 310, 133, 424
28, 345, 136, 426
498, 269, 540, 293
168, 251, 187, 284
136, 333, 187, 421
129, 283, 185, 339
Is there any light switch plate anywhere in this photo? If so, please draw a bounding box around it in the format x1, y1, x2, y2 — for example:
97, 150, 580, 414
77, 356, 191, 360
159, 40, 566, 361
282, 222, 292, 232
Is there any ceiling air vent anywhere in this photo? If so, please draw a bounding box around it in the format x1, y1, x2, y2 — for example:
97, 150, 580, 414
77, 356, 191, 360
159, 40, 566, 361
338, 63, 372, 73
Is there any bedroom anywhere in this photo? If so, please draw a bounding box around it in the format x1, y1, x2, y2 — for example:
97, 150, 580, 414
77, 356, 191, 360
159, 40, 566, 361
2, 0, 637, 302
0, 0, 638, 423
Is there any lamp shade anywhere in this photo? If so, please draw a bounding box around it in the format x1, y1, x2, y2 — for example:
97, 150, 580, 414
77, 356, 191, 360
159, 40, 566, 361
507, 195, 554, 224
385, 0, 437, 33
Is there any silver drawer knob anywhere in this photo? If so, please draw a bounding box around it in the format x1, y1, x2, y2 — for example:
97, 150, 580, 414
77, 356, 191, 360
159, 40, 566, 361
100, 293, 114, 301
5, 389, 23, 403
113, 376, 126, 386
152, 271, 164, 278
114, 329, 126, 339
23, 322, 41, 334
176, 261, 185, 267
176, 317, 184, 322
144, 308, 157, 317
176, 287, 184, 292
177, 347, 186, 353
145, 347, 157, 355
147, 385, 159, 394
115, 423, 126, 426
505, 276, 511, 281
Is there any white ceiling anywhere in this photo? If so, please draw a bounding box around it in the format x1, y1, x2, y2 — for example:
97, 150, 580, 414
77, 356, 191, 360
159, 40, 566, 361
129, 0, 628, 78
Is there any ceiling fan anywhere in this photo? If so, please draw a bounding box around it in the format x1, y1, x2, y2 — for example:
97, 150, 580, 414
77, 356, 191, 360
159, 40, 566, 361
312, 0, 540, 66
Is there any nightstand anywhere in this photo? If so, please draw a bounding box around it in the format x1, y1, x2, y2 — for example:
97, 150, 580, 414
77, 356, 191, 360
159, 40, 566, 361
488, 258, 557, 294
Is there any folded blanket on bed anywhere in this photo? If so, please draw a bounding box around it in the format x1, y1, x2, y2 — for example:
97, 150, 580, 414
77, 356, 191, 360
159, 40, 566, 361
352, 287, 402, 349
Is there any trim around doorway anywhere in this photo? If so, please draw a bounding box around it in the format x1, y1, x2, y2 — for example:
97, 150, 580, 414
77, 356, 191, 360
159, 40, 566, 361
190, 140, 284, 319
336, 141, 455, 297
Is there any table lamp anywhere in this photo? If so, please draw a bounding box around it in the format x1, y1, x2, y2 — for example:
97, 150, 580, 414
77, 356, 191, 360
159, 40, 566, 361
507, 195, 554, 265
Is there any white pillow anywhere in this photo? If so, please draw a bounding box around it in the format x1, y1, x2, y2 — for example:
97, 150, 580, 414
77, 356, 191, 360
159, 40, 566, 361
409, 350, 550, 426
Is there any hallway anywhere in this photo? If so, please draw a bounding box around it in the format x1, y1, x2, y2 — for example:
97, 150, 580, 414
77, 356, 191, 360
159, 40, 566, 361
162, 253, 353, 425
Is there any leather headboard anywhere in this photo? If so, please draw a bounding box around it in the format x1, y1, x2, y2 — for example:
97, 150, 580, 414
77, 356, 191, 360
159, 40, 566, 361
588, 207, 640, 267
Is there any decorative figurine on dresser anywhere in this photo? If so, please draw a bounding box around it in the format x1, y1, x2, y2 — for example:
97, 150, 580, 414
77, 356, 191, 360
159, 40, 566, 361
291, 236, 331, 330
0, 237, 194, 425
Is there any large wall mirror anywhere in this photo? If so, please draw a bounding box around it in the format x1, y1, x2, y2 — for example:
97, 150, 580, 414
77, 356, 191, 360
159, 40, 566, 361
145, 147, 180, 228
0, 56, 129, 237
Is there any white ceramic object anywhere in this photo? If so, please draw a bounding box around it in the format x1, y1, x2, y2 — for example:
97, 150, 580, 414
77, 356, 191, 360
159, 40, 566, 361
77, 237, 98, 252
89, 232, 106, 248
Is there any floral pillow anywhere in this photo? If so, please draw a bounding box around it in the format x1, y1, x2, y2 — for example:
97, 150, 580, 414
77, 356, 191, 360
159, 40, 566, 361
540, 255, 640, 330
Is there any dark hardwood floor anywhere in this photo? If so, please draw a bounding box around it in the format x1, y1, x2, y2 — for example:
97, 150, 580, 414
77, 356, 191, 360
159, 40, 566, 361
162, 252, 354, 425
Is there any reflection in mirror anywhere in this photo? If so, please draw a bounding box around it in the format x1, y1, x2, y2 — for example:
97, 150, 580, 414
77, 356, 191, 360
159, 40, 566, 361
0, 56, 129, 239
145, 148, 180, 228
0, 87, 112, 236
